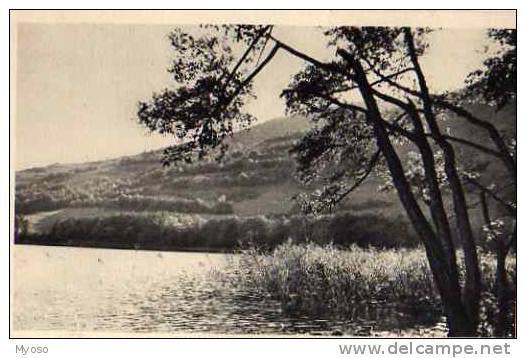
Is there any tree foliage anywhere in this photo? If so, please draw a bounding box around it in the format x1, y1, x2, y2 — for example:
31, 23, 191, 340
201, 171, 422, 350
137, 24, 516, 337
466, 29, 516, 110
137, 25, 271, 164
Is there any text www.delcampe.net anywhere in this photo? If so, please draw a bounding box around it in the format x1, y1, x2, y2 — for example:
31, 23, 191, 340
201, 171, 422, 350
339, 342, 512, 357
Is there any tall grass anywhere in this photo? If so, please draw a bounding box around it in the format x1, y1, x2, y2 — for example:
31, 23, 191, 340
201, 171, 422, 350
226, 242, 516, 336
232, 243, 438, 315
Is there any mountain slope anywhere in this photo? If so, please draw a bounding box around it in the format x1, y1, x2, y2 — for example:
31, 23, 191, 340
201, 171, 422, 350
15, 101, 516, 250
15, 116, 313, 217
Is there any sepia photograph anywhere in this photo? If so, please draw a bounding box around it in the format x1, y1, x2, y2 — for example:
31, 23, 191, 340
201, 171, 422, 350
10, 10, 517, 339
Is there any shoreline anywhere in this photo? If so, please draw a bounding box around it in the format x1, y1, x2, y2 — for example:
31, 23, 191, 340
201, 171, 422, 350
12, 240, 236, 254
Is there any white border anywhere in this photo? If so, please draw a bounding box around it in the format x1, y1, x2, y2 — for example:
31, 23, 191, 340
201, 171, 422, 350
3, 3, 523, 358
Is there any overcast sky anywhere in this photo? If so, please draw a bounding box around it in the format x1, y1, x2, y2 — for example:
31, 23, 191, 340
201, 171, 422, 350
15, 24, 494, 170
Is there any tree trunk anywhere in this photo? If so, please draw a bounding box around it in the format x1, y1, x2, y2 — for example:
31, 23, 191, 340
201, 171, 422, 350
346, 53, 475, 337
480, 192, 512, 337
404, 28, 481, 334
405, 101, 460, 285
495, 240, 510, 336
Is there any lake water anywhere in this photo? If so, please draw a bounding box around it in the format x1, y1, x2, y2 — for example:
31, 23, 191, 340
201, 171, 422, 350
11, 245, 441, 336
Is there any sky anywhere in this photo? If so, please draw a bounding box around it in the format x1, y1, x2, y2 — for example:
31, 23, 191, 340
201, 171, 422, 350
14, 23, 494, 170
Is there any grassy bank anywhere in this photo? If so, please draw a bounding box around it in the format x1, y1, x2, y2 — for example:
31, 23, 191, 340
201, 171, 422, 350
221, 243, 516, 336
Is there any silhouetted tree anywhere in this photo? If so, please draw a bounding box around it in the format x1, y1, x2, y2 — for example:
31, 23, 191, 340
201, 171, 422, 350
137, 25, 516, 337
466, 28, 517, 337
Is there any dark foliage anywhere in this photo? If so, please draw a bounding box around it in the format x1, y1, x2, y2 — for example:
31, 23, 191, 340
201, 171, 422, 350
20, 211, 417, 251
466, 29, 516, 110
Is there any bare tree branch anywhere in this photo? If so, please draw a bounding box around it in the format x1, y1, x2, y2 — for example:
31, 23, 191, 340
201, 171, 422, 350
220, 25, 272, 91
361, 55, 516, 176
464, 176, 516, 215
333, 149, 382, 205
213, 43, 280, 117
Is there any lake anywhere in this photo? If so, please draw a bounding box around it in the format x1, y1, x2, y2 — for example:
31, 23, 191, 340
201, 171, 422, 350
11, 245, 441, 337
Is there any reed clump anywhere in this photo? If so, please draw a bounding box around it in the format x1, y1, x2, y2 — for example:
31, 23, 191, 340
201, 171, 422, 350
229, 242, 516, 334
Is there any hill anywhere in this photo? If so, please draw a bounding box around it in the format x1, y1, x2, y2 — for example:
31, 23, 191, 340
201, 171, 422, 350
14, 101, 516, 251
15, 116, 313, 217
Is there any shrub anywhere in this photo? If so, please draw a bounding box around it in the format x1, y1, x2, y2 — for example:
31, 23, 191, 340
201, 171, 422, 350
15, 186, 233, 215
32, 210, 418, 251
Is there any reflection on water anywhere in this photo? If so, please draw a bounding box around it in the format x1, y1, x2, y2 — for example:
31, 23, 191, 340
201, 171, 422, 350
12, 245, 441, 336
